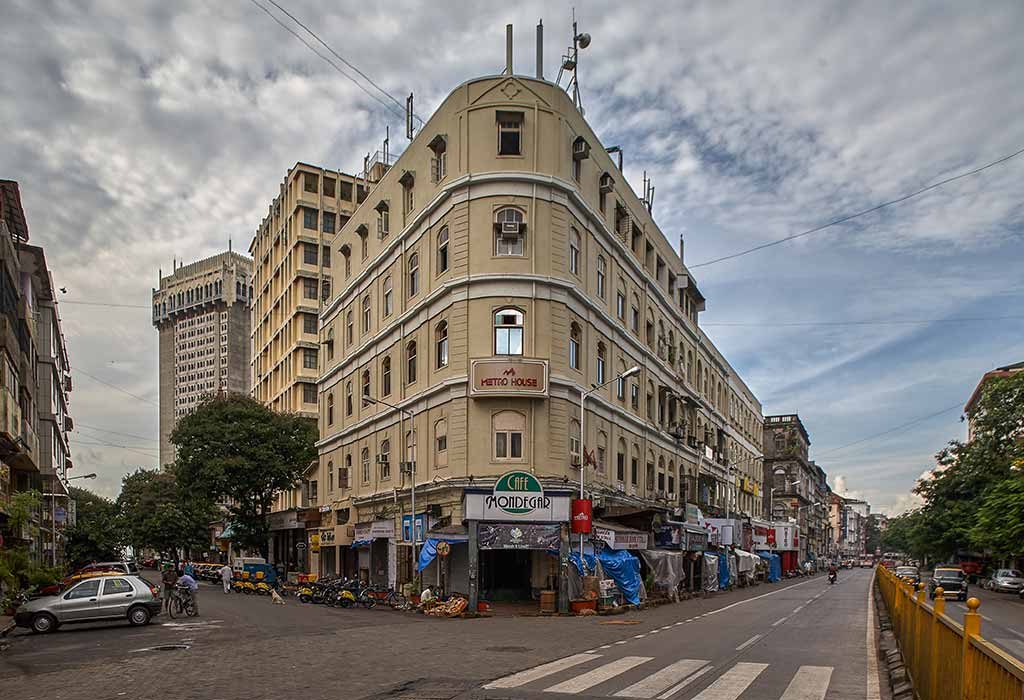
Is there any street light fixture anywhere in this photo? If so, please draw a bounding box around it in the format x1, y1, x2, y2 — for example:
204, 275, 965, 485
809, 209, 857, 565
769, 480, 799, 521
578, 365, 640, 558
362, 395, 418, 585
67, 473, 97, 481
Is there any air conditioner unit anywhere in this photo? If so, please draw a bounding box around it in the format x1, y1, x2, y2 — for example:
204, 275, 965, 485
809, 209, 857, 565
501, 221, 521, 235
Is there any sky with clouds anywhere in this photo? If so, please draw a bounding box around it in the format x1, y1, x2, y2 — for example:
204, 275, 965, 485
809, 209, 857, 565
2, 1, 1022, 513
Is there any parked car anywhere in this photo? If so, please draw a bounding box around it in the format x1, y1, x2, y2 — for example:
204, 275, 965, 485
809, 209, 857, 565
860, 559, 874, 568
929, 567, 968, 601
986, 569, 1024, 593
14, 573, 162, 634
37, 561, 141, 597
895, 566, 920, 585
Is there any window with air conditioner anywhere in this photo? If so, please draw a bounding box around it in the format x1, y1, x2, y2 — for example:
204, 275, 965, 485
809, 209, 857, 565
494, 208, 525, 256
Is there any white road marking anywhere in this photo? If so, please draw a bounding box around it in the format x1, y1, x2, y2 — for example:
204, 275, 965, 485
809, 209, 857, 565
866, 569, 881, 700
483, 653, 600, 689
1009, 629, 1024, 640
792, 606, 804, 614
735, 634, 763, 651
690, 662, 768, 700
613, 658, 710, 698
656, 665, 714, 699
779, 665, 833, 700
660, 625, 673, 630
994, 638, 1024, 661
772, 617, 788, 627
806, 599, 815, 604
544, 656, 653, 694
599, 645, 612, 650
615, 640, 629, 645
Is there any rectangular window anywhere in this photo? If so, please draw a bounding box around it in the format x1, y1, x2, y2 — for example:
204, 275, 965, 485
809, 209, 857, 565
631, 383, 640, 410
616, 292, 625, 319
323, 177, 336, 198
304, 173, 318, 193
340, 181, 353, 201
303, 208, 317, 229
303, 348, 318, 369
497, 111, 523, 156
616, 453, 625, 482
322, 246, 331, 268
495, 431, 523, 459
299, 382, 315, 405
322, 212, 335, 234
304, 243, 318, 265
303, 314, 317, 334
303, 279, 318, 299
631, 458, 638, 486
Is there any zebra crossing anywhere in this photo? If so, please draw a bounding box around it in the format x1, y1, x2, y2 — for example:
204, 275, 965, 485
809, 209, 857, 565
483, 653, 834, 699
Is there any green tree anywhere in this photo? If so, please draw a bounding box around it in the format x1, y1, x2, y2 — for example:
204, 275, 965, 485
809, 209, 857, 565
172, 394, 316, 559
970, 477, 1024, 558
117, 469, 215, 562
64, 487, 124, 567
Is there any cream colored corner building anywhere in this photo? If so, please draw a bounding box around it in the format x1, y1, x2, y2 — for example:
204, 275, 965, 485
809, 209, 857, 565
313, 73, 764, 595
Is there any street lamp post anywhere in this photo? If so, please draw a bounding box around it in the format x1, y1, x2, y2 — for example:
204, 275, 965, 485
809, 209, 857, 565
768, 479, 799, 521
578, 365, 640, 559
362, 396, 417, 588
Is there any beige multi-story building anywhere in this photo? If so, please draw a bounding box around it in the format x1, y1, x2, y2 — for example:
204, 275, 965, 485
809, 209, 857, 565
313, 67, 763, 607
152, 252, 253, 467
249, 163, 364, 572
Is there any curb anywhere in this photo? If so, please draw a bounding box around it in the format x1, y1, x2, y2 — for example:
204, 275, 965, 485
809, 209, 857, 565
874, 581, 911, 700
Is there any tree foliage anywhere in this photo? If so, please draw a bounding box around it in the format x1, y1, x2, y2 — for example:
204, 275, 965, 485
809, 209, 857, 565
171, 394, 316, 559
117, 468, 215, 561
64, 486, 124, 567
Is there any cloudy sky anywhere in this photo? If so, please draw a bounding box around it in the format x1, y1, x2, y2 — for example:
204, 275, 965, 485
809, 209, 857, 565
2, 1, 1022, 513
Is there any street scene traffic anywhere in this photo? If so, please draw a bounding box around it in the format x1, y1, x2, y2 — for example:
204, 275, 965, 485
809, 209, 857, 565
2, 2, 1023, 699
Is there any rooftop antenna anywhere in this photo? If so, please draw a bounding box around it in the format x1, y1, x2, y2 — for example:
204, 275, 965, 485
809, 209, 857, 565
405, 93, 414, 141
555, 9, 591, 114
384, 125, 390, 165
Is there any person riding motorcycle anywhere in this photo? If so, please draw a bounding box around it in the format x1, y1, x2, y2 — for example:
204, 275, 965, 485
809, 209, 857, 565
828, 563, 838, 584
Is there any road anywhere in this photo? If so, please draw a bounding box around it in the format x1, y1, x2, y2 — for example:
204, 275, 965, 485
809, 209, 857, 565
940, 583, 1024, 662
1, 571, 883, 700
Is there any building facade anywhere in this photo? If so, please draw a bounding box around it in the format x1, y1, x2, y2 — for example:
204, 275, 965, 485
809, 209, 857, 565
152, 252, 253, 467
248, 163, 363, 572
313, 72, 764, 602
964, 361, 1023, 441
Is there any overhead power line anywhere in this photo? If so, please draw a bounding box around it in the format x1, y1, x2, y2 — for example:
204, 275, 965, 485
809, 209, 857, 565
76, 423, 158, 444
74, 369, 158, 407
61, 300, 150, 309
817, 403, 963, 457
702, 315, 1024, 328
261, 0, 425, 126
690, 146, 1024, 269
247, 0, 410, 124
69, 438, 158, 455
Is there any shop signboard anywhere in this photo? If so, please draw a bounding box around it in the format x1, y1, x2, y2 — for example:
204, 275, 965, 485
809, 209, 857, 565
751, 520, 771, 549
470, 359, 548, 397
478, 523, 561, 550
354, 520, 395, 541
593, 526, 648, 550
464, 472, 570, 522
319, 528, 336, 545
684, 503, 701, 524
309, 532, 320, 553
570, 499, 592, 533
269, 510, 300, 531
401, 513, 428, 543
702, 518, 744, 547
686, 528, 708, 551
772, 523, 797, 551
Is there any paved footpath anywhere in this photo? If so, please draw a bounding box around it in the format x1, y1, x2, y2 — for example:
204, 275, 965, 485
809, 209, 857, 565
1, 572, 883, 700
464, 569, 882, 700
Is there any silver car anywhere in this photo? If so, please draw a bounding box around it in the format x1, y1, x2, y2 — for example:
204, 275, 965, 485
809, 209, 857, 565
988, 569, 1024, 593
14, 574, 162, 633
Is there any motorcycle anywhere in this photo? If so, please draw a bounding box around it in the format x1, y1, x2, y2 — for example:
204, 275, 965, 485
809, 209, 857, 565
828, 571, 837, 585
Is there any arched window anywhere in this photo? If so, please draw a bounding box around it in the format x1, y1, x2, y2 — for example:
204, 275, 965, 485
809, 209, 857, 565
631, 443, 640, 486
346, 310, 354, 345
596, 342, 606, 384
361, 296, 371, 334
381, 357, 392, 396
340, 244, 351, 279
647, 380, 655, 419
631, 294, 640, 333
616, 279, 626, 319
597, 431, 607, 474
435, 321, 448, 368
408, 253, 419, 297
569, 322, 581, 371
327, 393, 334, 425
668, 460, 676, 498
494, 308, 524, 355
358, 225, 369, 260
343, 454, 352, 490
616, 361, 627, 401
668, 330, 676, 365
596, 255, 607, 299
406, 341, 417, 384
569, 419, 581, 466
361, 368, 370, 397
657, 456, 666, 493
345, 381, 353, 415
434, 419, 448, 468
646, 311, 656, 348
493, 410, 526, 461
380, 439, 391, 480
436, 226, 449, 274
616, 438, 627, 482
383, 277, 393, 317
328, 460, 334, 492
569, 228, 581, 276
494, 208, 525, 256
360, 447, 370, 483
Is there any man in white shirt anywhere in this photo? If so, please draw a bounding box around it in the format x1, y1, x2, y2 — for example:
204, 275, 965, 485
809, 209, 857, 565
220, 564, 233, 594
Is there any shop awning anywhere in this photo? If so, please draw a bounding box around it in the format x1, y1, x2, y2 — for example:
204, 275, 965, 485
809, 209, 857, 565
591, 519, 649, 550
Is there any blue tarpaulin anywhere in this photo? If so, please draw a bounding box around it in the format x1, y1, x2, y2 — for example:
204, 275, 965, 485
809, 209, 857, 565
596, 548, 642, 605
415, 538, 465, 572
718, 551, 731, 590
756, 551, 781, 582
569, 552, 598, 576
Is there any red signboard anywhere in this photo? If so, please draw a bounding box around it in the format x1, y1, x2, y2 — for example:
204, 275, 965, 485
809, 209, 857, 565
571, 499, 592, 534
766, 528, 777, 546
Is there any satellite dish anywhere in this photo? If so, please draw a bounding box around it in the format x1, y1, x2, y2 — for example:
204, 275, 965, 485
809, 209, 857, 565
576, 32, 591, 49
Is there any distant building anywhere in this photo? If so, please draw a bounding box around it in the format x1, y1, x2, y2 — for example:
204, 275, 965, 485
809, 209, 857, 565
964, 361, 1023, 441
152, 252, 253, 467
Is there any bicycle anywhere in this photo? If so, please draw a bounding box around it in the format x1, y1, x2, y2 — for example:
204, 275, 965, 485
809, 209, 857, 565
167, 586, 198, 618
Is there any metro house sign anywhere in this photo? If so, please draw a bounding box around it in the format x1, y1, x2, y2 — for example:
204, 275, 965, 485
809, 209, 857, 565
486, 471, 551, 516
470, 359, 548, 397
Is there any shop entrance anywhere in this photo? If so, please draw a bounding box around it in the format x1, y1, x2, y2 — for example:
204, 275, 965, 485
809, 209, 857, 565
479, 549, 534, 602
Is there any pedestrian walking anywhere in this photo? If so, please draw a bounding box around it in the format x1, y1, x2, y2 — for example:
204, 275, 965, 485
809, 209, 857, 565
220, 563, 232, 594
160, 565, 178, 612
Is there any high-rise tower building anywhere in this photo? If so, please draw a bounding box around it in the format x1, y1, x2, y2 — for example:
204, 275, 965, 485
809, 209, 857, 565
152, 252, 253, 467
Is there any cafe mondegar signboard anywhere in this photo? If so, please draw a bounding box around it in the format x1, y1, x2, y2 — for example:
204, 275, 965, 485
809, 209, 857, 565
464, 470, 570, 522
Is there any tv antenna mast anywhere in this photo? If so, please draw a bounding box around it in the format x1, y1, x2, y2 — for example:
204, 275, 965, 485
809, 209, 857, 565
555, 9, 591, 114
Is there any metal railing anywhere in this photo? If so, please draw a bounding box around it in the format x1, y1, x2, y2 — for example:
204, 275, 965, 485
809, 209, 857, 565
877, 565, 1024, 700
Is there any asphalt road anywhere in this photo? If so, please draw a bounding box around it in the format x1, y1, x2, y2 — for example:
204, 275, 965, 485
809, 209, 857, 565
939, 583, 1024, 662
1, 571, 883, 700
